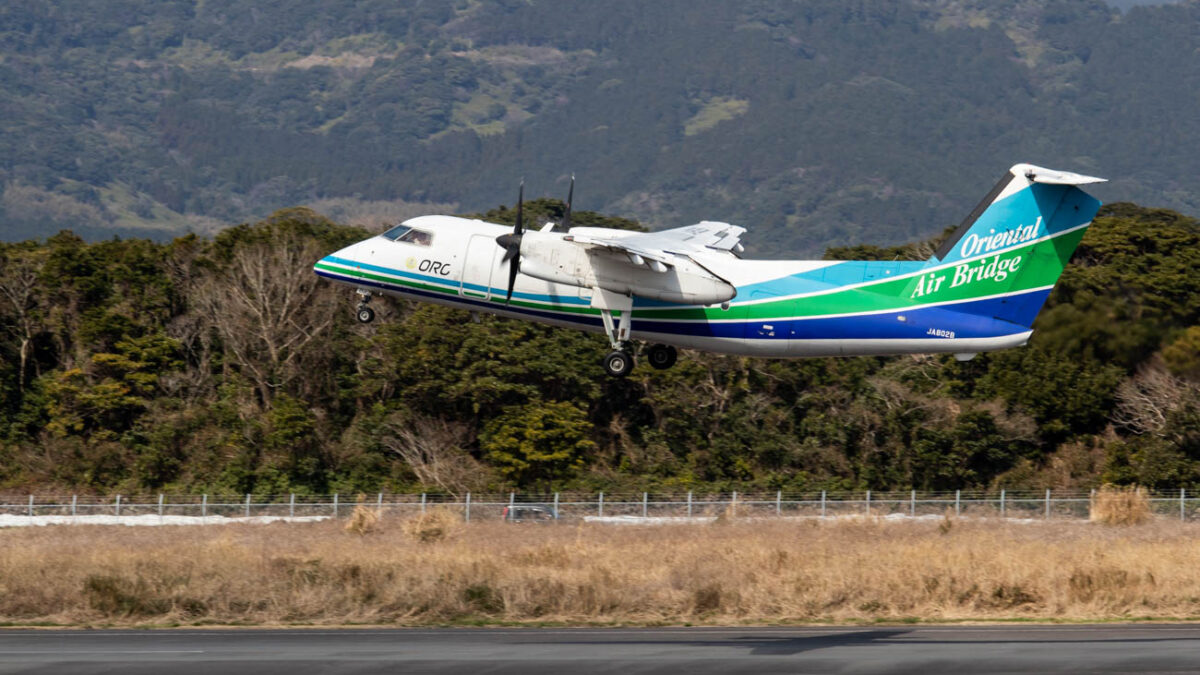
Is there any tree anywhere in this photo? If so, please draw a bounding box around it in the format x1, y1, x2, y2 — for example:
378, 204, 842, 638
379, 412, 490, 497
191, 223, 338, 407
481, 401, 595, 489
0, 246, 46, 395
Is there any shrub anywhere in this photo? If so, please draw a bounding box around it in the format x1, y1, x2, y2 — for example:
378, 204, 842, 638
1090, 485, 1152, 525
402, 507, 461, 543
344, 504, 381, 536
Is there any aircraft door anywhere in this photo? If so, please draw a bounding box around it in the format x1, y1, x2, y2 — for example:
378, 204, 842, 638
460, 235, 497, 300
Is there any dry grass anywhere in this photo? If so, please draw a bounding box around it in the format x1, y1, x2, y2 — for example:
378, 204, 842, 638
400, 507, 461, 543
344, 505, 381, 536
1090, 485, 1152, 526
3, 518, 1200, 626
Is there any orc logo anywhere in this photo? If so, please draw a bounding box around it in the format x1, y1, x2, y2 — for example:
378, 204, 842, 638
407, 258, 451, 276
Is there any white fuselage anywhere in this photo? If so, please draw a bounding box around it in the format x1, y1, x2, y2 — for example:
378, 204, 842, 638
313, 215, 1032, 358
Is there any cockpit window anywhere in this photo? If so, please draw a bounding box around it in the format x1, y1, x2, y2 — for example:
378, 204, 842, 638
380, 224, 432, 246
396, 228, 432, 246
381, 224, 411, 241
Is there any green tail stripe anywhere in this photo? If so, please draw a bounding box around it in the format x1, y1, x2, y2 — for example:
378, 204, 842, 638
633, 227, 1087, 322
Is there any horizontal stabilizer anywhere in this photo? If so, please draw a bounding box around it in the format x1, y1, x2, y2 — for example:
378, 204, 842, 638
1011, 163, 1106, 186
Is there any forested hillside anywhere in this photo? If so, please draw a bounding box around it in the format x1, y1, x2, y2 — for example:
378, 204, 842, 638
0, 202, 1198, 496
4, 0, 1200, 255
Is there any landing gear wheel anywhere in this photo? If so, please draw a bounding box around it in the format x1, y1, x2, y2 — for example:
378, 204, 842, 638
356, 306, 375, 324
647, 344, 677, 370
603, 350, 634, 377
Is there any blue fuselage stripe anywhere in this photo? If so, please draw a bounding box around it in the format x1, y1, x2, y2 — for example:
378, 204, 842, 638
317, 268, 1041, 341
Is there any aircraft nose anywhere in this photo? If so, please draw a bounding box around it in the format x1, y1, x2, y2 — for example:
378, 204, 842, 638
314, 246, 351, 275
314, 240, 370, 277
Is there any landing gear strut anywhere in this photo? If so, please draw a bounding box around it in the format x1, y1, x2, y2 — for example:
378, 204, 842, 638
647, 344, 677, 370
355, 289, 375, 324
593, 288, 636, 378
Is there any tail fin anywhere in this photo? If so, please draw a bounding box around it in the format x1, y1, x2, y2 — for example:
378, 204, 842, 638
914, 163, 1104, 328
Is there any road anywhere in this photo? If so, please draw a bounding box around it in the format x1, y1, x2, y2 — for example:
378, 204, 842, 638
2, 625, 1199, 674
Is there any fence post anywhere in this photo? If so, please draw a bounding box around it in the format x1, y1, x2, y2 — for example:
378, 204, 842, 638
245, 494, 251, 518
642, 492, 648, 518
732, 490, 738, 518
910, 489, 915, 517
776, 490, 782, 517
71, 494, 76, 517
687, 491, 692, 518
465, 492, 471, 523
289, 493, 295, 518
553, 492, 560, 519
377, 492, 383, 514
115, 494, 121, 517
509, 492, 515, 512
421, 493, 427, 514
333, 493, 339, 519
821, 490, 827, 519
1045, 489, 1050, 519
158, 493, 164, 518
202, 494, 207, 519
1000, 489, 1006, 518
598, 492, 604, 518
1182, 488, 1187, 522
865, 490, 871, 516
954, 490, 960, 517
27, 494, 32, 517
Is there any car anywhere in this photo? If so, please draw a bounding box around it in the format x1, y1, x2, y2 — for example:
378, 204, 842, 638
501, 505, 558, 522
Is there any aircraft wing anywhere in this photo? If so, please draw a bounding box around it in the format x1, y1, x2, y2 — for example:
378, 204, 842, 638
565, 220, 746, 272
564, 232, 677, 271
626, 221, 746, 254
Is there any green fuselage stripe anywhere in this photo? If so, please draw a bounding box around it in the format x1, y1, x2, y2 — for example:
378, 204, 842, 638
316, 225, 1085, 324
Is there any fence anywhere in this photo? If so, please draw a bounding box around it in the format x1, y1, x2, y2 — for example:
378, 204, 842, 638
0, 489, 1196, 522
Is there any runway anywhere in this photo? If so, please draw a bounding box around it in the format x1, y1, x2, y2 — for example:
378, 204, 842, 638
2, 625, 1199, 674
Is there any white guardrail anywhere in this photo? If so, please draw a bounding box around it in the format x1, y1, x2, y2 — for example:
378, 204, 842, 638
0, 489, 1195, 522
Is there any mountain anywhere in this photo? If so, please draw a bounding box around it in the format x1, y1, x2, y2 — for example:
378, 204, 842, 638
3, 0, 1200, 256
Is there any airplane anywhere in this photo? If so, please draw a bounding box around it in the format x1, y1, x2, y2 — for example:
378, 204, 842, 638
313, 163, 1104, 377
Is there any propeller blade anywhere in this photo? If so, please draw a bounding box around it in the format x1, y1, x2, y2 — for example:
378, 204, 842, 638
505, 256, 519, 303
502, 180, 525, 303
514, 181, 524, 236
561, 174, 574, 231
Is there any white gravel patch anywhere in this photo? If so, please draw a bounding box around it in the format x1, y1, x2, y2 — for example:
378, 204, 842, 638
582, 513, 1044, 525
0, 514, 330, 527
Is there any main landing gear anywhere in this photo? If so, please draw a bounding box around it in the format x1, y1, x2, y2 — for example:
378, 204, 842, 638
603, 349, 634, 377
601, 344, 678, 377
646, 343, 677, 370
593, 288, 681, 377
355, 289, 375, 323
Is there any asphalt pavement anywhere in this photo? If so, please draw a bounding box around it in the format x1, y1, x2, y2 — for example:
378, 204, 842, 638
2, 625, 1200, 674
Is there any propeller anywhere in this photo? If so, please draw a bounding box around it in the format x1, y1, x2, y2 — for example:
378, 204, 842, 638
495, 181, 524, 304
559, 174, 574, 232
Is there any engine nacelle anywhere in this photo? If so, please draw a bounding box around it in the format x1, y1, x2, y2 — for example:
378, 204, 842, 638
518, 232, 736, 306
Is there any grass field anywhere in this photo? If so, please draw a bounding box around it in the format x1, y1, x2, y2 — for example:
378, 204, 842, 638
2, 512, 1199, 627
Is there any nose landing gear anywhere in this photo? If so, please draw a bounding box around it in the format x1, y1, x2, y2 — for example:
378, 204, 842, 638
355, 289, 375, 323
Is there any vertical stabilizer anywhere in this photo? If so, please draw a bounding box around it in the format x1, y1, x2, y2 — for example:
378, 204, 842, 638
911, 164, 1104, 328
